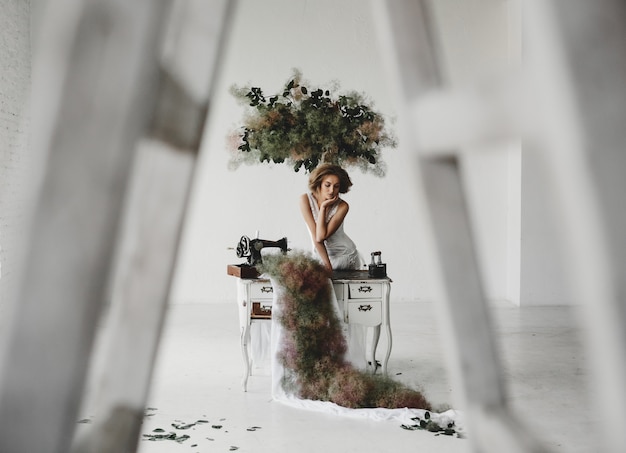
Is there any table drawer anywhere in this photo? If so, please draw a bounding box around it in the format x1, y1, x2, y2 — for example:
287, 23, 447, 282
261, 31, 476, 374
251, 301, 272, 319
249, 282, 273, 299
347, 300, 382, 326
348, 283, 382, 299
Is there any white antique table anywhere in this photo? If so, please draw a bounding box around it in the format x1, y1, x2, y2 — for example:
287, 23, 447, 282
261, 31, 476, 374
229, 267, 392, 391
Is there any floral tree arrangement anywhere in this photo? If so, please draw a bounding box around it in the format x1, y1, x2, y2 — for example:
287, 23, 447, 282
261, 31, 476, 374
259, 251, 431, 410
228, 69, 396, 175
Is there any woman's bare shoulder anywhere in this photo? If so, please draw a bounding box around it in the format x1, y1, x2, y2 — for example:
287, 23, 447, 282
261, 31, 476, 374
299, 193, 312, 209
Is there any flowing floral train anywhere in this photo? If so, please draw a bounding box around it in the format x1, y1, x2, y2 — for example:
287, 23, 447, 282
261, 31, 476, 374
259, 251, 431, 410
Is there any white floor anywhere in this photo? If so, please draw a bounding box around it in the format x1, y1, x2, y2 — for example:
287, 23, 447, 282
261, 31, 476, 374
81, 301, 596, 453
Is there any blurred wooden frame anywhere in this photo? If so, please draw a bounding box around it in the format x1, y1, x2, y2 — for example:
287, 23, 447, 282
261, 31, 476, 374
0, 1, 233, 453
375, 1, 626, 452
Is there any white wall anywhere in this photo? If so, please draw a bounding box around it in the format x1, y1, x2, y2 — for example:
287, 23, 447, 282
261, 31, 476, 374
0, 0, 31, 310
520, 144, 572, 305
169, 0, 531, 305
429, 0, 523, 304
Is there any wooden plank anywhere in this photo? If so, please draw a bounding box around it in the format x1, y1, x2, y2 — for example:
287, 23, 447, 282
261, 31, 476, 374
71, 1, 235, 452
0, 1, 171, 452
524, 2, 626, 451
419, 157, 545, 453
373, 1, 547, 451
72, 140, 196, 453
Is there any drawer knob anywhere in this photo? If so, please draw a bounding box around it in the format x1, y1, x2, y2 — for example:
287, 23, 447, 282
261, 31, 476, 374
358, 286, 373, 293
260, 286, 273, 293
358, 304, 373, 312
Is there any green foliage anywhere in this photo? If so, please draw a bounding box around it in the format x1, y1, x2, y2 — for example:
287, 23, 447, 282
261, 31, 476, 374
228, 69, 396, 175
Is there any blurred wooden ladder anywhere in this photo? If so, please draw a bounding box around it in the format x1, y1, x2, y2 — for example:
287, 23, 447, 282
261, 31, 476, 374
0, 1, 233, 452
375, 1, 626, 452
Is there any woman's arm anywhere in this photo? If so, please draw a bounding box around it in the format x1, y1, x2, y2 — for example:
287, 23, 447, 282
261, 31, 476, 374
299, 193, 334, 271
315, 199, 349, 243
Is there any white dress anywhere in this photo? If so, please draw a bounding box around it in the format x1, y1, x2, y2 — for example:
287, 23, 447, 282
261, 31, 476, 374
306, 192, 362, 270
304, 192, 367, 370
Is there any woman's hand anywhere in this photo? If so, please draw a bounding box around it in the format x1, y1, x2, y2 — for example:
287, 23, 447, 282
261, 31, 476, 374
319, 195, 338, 210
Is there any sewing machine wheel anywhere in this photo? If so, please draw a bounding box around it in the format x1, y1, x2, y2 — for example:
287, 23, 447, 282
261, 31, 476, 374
236, 235, 251, 259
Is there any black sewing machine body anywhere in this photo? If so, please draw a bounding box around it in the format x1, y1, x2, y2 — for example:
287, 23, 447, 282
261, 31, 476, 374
236, 235, 289, 266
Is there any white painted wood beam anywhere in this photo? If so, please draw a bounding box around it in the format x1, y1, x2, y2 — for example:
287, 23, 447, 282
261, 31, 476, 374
372, 0, 548, 451
0, 1, 171, 452
524, 1, 626, 451
71, 1, 235, 452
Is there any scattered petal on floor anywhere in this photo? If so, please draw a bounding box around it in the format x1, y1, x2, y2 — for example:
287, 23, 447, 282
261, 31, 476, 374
142, 432, 190, 443
172, 421, 196, 429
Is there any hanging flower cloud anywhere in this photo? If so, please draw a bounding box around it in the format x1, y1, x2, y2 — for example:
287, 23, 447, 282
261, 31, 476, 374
228, 69, 397, 176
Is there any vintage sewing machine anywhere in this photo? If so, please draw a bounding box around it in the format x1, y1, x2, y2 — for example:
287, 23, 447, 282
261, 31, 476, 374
235, 235, 289, 266
227, 235, 289, 279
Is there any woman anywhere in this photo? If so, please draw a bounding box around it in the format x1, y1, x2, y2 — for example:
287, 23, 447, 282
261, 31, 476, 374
299, 164, 362, 271
266, 168, 443, 421
295, 164, 367, 372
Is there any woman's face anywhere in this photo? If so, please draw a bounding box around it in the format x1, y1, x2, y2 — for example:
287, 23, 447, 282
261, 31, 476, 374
318, 174, 341, 200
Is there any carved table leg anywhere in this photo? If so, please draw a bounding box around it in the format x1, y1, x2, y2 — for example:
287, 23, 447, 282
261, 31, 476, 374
370, 325, 381, 373
241, 323, 251, 391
